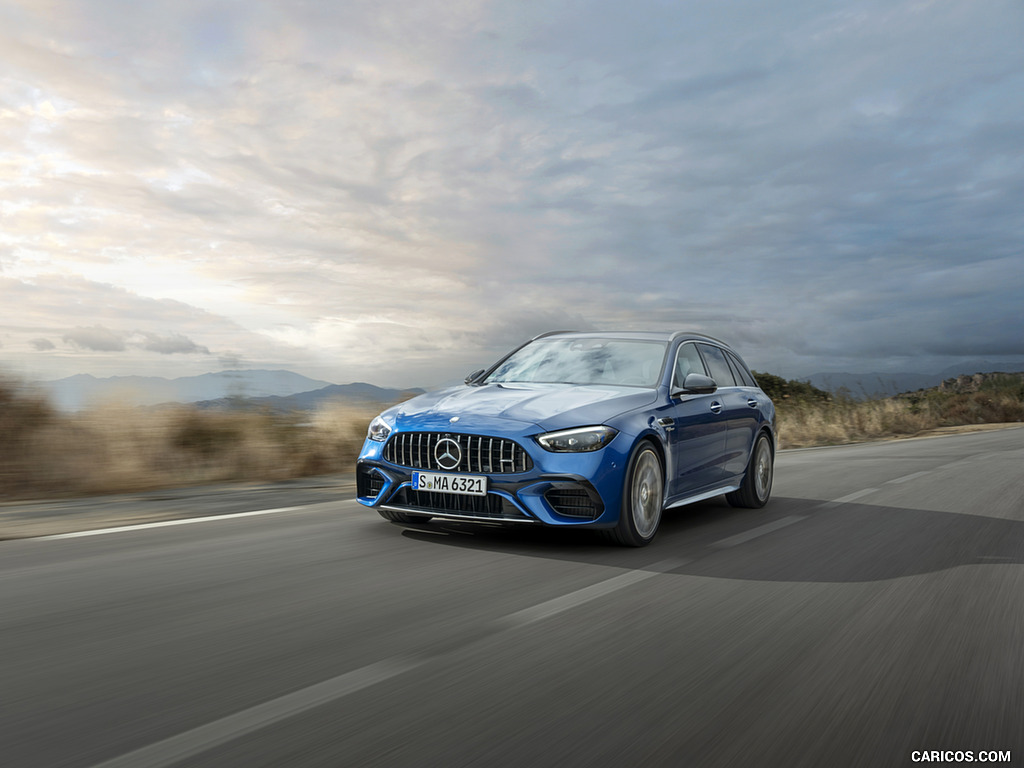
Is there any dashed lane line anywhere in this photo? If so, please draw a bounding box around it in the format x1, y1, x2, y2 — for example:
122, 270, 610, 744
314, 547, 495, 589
816, 487, 879, 509
497, 558, 688, 627
887, 471, 932, 485
712, 515, 807, 548
89, 558, 684, 768
713, 483, 898, 548
90, 658, 419, 768
68, 483, 898, 766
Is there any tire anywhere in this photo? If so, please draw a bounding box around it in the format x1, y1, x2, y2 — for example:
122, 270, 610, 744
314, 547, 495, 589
604, 441, 664, 547
378, 509, 430, 524
727, 432, 774, 509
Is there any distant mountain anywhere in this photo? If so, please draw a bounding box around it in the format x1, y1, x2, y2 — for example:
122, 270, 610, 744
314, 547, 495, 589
40, 370, 334, 411
803, 372, 936, 399
806, 360, 1024, 399
191, 382, 426, 412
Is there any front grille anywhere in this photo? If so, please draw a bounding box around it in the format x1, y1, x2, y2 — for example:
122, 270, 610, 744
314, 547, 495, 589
545, 487, 601, 520
385, 432, 532, 474
389, 488, 530, 521
357, 468, 385, 498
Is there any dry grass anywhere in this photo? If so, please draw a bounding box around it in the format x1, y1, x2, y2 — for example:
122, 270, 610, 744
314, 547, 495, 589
0, 376, 380, 500
2, 373, 1022, 500
777, 376, 1024, 448
777, 398, 935, 448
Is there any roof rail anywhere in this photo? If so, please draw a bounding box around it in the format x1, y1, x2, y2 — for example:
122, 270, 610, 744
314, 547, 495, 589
670, 330, 732, 347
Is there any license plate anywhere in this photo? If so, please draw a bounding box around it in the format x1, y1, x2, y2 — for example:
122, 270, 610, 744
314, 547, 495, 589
412, 472, 488, 496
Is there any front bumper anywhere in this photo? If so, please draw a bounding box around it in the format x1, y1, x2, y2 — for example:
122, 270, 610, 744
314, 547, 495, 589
356, 433, 630, 527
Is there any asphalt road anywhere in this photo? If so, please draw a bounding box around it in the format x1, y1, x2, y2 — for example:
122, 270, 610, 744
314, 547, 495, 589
3, 427, 1023, 768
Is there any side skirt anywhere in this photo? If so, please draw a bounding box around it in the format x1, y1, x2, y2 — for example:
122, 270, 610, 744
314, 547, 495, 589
663, 484, 741, 510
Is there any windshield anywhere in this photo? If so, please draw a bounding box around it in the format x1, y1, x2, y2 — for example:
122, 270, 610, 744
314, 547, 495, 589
484, 338, 668, 388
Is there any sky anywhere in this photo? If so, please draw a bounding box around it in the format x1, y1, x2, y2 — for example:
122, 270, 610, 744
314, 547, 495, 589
2, 0, 1023, 389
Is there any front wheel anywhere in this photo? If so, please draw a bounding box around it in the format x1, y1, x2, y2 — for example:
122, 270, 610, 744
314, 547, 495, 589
604, 442, 664, 547
727, 432, 774, 508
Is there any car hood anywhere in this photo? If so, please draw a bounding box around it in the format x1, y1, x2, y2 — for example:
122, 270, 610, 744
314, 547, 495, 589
388, 382, 658, 433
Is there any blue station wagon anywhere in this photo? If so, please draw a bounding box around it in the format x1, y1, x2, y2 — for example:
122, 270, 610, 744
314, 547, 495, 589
356, 331, 776, 546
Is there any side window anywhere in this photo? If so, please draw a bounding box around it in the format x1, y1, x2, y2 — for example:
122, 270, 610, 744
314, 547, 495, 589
726, 351, 757, 387
697, 344, 737, 387
672, 343, 707, 389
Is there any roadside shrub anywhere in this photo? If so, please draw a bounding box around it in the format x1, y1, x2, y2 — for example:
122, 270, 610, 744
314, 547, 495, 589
751, 371, 831, 404
0, 378, 66, 495
0, 377, 379, 498
2, 370, 1021, 500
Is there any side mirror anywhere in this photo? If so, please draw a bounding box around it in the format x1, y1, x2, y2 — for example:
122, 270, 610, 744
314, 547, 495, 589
465, 369, 485, 385
674, 373, 717, 396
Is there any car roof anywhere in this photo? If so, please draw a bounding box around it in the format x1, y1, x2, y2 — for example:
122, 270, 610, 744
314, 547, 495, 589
532, 330, 734, 348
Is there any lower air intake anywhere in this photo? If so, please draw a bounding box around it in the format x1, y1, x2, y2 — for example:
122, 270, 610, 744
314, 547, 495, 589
545, 487, 601, 520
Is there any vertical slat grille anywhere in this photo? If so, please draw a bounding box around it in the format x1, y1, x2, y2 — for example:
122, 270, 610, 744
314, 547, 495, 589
384, 432, 532, 474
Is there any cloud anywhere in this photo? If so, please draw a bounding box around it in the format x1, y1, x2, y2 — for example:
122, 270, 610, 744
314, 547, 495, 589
31, 338, 55, 350
136, 332, 210, 355
63, 325, 126, 352
0, 0, 1022, 384
60, 325, 212, 356
2, 273, 264, 345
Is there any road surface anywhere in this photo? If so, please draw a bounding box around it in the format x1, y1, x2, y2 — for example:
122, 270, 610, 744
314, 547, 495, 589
2, 427, 1023, 767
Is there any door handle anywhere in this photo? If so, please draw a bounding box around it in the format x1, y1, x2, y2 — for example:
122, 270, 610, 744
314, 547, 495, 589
710, 401, 722, 414
747, 398, 758, 408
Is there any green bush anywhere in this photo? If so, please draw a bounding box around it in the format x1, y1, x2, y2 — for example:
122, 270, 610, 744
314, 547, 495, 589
751, 371, 832, 404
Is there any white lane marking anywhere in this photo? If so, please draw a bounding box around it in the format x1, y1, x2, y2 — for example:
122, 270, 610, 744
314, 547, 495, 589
817, 488, 879, 509
497, 558, 688, 628
90, 658, 418, 768
887, 471, 932, 485
713, 515, 806, 548
36, 507, 304, 540
89, 560, 685, 767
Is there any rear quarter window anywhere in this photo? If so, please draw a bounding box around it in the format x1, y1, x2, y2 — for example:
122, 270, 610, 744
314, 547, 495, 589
726, 351, 757, 387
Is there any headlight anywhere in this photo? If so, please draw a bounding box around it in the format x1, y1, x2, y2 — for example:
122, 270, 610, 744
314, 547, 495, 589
367, 415, 392, 442
536, 426, 618, 452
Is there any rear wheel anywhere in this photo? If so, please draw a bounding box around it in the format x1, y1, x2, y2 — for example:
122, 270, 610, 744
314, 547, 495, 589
604, 442, 664, 547
727, 432, 774, 508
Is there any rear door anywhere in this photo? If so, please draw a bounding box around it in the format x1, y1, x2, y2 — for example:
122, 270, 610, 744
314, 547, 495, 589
723, 349, 765, 477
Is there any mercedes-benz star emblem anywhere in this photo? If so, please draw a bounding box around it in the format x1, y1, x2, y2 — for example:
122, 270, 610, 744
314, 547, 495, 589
434, 438, 462, 471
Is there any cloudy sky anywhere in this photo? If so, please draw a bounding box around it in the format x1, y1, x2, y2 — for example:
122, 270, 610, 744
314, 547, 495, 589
2, 0, 1022, 388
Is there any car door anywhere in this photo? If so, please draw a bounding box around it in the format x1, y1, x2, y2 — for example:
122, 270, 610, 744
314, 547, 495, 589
723, 349, 765, 478
696, 343, 752, 480
660, 342, 730, 498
